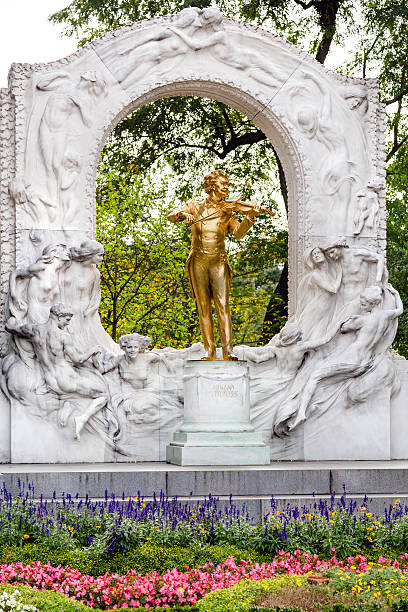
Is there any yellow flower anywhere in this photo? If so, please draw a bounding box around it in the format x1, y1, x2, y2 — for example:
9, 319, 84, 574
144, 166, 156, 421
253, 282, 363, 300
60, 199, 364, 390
95, 525, 101, 529
366, 512, 372, 518
68, 526, 74, 531
360, 506, 367, 511
23, 534, 29, 539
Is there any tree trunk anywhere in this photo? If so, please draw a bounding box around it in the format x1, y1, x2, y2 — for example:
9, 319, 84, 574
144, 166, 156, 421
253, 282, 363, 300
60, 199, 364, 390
259, 149, 288, 342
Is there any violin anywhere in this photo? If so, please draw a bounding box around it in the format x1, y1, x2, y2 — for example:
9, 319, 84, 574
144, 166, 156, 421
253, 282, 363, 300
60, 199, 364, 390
187, 196, 275, 226
221, 196, 276, 218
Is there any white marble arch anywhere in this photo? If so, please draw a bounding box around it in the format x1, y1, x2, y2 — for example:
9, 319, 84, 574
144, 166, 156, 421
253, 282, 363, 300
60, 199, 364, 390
0, 8, 400, 464
1, 10, 385, 330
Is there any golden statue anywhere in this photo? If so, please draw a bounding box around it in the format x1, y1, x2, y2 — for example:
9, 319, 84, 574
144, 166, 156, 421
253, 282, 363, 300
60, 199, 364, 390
168, 169, 274, 360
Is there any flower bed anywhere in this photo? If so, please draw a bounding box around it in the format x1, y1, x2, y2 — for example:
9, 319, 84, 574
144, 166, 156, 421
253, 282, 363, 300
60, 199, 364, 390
1, 482, 408, 560
0, 551, 407, 609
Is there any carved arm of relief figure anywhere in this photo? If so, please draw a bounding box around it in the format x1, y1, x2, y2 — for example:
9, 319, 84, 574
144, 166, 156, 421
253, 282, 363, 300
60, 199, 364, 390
63, 337, 102, 366
311, 264, 342, 295
83, 271, 101, 319
354, 248, 385, 284
8, 261, 46, 318
169, 26, 225, 52
244, 344, 277, 364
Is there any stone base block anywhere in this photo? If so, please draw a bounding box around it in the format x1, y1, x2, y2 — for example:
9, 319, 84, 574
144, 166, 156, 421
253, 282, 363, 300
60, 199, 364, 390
167, 360, 269, 465
303, 389, 391, 461
166, 436, 270, 466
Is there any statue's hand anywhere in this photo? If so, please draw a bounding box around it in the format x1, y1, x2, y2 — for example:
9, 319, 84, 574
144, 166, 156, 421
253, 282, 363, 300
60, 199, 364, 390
181, 212, 195, 225
247, 202, 262, 219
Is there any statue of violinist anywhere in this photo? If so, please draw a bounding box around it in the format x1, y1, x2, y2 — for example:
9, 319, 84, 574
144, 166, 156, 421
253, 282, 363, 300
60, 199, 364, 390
167, 169, 275, 360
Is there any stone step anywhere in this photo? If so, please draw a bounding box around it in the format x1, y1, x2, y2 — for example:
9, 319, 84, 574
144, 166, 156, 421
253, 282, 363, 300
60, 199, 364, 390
0, 461, 407, 518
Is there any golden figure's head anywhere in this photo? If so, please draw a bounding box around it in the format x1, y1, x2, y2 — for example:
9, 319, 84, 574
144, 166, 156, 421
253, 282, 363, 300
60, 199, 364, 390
203, 169, 229, 200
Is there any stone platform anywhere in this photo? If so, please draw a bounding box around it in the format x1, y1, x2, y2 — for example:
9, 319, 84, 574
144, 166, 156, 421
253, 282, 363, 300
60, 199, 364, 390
1, 461, 408, 517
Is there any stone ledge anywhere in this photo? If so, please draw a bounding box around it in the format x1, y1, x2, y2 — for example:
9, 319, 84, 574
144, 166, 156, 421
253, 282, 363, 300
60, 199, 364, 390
1, 461, 407, 500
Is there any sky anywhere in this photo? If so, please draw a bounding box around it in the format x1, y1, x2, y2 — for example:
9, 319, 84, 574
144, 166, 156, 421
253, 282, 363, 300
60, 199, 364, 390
0, 1, 77, 88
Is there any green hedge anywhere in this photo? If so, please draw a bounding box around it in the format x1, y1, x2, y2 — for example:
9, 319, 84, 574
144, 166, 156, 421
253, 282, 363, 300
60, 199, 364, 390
0, 543, 267, 577
0, 583, 91, 611
196, 575, 408, 612
196, 575, 306, 611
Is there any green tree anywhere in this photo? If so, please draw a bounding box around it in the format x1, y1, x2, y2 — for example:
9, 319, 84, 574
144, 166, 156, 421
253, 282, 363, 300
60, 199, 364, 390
96, 163, 199, 346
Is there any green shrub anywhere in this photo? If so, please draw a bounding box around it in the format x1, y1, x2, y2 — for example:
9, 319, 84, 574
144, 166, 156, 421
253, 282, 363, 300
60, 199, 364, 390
392, 600, 408, 612
248, 607, 301, 612
0, 584, 90, 611
0, 543, 266, 576
196, 575, 306, 611
115, 607, 199, 612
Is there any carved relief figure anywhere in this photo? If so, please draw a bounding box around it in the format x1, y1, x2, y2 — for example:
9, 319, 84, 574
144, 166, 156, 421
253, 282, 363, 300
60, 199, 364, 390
288, 285, 403, 431
353, 177, 382, 236
295, 246, 341, 340
167, 169, 262, 360
288, 72, 340, 152
287, 71, 359, 235
343, 85, 369, 117
36, 71, 106, 203
9, 243, 70, 324
61, 240, 117, 353
60, 151, 81, 225
6, 304, 110, 441
321, 237, 384, 317
115, 7, 281, 90
115, 8, 204, 85
189, 8, 284, 88
245, 322, 331, 372
320, 159, 358, 234
8, 177, 57, 226
116, 333, 161, 425
243, 322, 334, 436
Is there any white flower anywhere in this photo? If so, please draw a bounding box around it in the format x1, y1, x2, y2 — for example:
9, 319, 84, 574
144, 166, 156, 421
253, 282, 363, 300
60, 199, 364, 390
0, 590, 38, 612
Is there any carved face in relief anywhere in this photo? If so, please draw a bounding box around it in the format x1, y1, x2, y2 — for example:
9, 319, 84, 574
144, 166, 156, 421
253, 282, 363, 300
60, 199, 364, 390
360, 286, 382, 313
119, 333, 151, 360
90, 252, 104, 265
359, 297, 373, 313
325, 246, 342, 261
122, 340, 141, 359
199, 7, 223, 28
311, 247, 325, 265
54, 313, 73, 329
57, 244, 71, 261
176, 7, 201, 28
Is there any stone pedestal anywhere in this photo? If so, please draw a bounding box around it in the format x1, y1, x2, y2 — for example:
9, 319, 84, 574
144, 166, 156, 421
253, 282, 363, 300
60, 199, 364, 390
166, 360, 269, 466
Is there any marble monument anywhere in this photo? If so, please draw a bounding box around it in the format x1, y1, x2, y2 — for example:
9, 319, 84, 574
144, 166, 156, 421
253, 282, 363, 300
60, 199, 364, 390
0, 7, 406, 463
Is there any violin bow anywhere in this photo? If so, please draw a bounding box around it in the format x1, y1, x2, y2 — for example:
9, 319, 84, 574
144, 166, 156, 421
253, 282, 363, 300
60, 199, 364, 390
187, 201, 274, 226
187, 203, 238, 227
